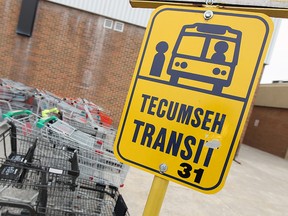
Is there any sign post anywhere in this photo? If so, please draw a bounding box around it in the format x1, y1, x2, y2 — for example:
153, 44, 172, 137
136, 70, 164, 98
114, 4, 273, 213
142, 176, 169, 216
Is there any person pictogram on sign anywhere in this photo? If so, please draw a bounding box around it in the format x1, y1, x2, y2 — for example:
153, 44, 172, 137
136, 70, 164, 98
150, 41, 169, 77
211, 41, 229, 78
211, 41, 228, 64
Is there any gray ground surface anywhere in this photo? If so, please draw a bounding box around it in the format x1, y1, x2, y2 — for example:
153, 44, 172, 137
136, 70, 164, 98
120, 144, 288, 216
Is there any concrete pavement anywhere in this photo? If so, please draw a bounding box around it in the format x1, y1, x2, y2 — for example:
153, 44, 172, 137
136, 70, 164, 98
120, 144, 288, 216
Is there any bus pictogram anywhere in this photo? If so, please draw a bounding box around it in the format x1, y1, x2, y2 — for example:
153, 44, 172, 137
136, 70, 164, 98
167, 23, 242, 95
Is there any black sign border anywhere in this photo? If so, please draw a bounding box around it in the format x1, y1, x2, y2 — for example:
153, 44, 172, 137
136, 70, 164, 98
116, 7, 271, 192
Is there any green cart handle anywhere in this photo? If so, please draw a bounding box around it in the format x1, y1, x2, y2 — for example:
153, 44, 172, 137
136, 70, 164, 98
36, 116, 58, 128
2, 110, 33, 119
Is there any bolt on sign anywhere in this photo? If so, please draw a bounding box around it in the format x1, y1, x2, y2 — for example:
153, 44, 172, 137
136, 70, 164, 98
114, 6, 273, 194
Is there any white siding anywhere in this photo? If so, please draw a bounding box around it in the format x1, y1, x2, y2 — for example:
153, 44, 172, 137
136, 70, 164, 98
48, 0, 154, 27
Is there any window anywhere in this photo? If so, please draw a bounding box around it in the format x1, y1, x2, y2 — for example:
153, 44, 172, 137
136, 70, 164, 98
114, 21, 124, 32
103, 19, 113, 29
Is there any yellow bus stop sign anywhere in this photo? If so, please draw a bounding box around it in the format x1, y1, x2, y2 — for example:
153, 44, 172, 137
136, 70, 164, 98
114, 6, 273, 194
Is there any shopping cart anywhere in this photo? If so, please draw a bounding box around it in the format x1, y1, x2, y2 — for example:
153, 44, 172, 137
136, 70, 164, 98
36, 179, 130, 215
32, 90, 114, 137
0, 178, 129, 215
33, 90, 85, 118
74, 101, 113, 127
0, 79, 37, 112
0, 80, 36, 114
0, 120, 79, 188
62, 111, 115, 139
35, 116, 129, 188
0, 121, 129, 215
0, 86, 27, 102
0, 79, 36, 93
40, 98, 106, 137
0, 119, 78, 214
2, 110, 40, 138
36, 116, 114, 155
33, 90, 64, 116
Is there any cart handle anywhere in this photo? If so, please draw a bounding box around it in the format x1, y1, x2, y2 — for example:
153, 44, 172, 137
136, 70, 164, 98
2, 109, 32, 119
36, 116, 58, 128
0, 201, 37, 216
41, 107, 59, 118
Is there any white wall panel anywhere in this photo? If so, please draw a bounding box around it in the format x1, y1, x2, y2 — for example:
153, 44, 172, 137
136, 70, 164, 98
48, 0, 153, 27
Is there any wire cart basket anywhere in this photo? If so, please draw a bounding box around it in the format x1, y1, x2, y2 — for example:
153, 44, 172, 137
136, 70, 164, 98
36, 179, 129, 216
0, 120, 80, 187
36, 116, 114, 156
36, 116, 129, 188
62, 112, 110, 139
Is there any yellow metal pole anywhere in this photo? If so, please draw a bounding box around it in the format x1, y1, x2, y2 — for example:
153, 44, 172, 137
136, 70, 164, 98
143, 176, 169, 216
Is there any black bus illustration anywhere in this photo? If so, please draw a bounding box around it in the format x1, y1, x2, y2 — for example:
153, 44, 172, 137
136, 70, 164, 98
167, 23, 242, 94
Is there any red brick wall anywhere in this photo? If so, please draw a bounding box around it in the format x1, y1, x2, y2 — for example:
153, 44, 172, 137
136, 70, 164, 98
243, 106, 288, 158
0, 0, 145, 127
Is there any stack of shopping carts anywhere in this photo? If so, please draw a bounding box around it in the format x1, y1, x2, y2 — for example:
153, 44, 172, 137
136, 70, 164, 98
0, 116, 129, 215
0, 79, 130, 216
